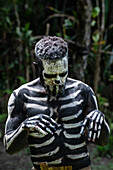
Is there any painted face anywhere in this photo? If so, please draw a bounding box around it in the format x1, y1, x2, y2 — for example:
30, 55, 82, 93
42, 56, 68, 99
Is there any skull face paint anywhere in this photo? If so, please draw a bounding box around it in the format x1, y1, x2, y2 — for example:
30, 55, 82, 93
42, 56, 68, 99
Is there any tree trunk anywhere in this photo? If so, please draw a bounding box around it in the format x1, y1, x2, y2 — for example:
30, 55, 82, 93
73, 0, 92, 81
94, 0, 105, 93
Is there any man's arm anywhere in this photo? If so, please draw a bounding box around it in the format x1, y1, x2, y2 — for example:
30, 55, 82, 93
4, 91, 29, 154
4, 90, 58, 155
80, 86, 110, 146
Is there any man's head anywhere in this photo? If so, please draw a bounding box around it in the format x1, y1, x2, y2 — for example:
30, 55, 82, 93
35, 36, 68, 99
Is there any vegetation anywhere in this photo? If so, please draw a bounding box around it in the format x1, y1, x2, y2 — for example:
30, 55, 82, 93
0, 0, 113, 168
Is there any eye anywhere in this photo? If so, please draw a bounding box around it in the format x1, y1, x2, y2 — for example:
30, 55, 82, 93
44, 73, 56, 78
59, 72, 67, 77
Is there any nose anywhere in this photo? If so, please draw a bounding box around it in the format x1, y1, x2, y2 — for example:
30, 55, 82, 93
55, 80, 60, 84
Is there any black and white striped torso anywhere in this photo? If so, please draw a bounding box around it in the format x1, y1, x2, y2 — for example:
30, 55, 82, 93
16, 78, 91, 168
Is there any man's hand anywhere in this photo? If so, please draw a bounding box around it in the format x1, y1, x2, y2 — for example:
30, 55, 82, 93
22, 114, 58, 136
80, 110, 105, 142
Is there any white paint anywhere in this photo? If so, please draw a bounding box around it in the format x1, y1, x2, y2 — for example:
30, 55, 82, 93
4, 123, 24, 149
24, 103, 47, 111
67, 152, 89, 159
104, 119, 110, 134
29, 136, 55, 148
63, 131, 81, 139
42, 56, 68, 96
47, 158, 62, 165
31, 146, 60, 158
60, 99, 83, 110
92, 94, 98, 109
61, 110, 82, 121
63, 121, 83, 129
59, 90, 81, 101
64, 142, 86, 150
24, 93, 47, 102
92, 111, 98, 120
29, 131, 47, 138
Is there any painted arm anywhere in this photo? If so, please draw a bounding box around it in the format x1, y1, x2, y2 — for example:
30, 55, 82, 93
80, 86, 110, 146
4, 91, 28, 154
4, 90, 58, 155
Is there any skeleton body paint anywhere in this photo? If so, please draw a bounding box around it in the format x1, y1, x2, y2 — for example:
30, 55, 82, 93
4, 36, 110, 170
42, 56, 68, 100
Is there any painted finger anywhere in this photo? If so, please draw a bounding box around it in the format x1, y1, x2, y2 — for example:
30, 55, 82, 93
95, 113, 101, 123
92, 132, 97, 142
92, 111, 98, 120
37, 122, 53, 134
88, 121, 93, 140
80, 118, 88, 135
97, 124, 102, 138
87, 111, 94, 118
43, 115, 58, 127
80, 126, 85, 135
35, 125, 47, 135
94, 122, 98, 132
41, 118, 56, 131
28, 115, 40, 121
100, 116, 104, 125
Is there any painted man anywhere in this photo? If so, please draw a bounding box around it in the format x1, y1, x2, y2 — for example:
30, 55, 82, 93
4, 36, 110, 170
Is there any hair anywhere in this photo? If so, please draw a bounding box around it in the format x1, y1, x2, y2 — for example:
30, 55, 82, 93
35, 36, 68, 61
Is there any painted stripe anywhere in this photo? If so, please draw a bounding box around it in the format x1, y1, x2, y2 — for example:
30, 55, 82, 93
24, 93, 47, 102
61, 110, 82, 121
92, 94, 98, 109
63, 121, 83, 129
60, 100, 83, 110
64, 142, 86, 150
66, 81, 80, 89
8, 105, 15, 115
24, 103, 47, 110
4, 124, 24, 149
29, 131, 47, 138
63, 131, 81, 139
31, 146, 60, 158
8, 93, 15, 106
59, 90, 81, 101
67, 152, 89, 159
29, 136, 55, 148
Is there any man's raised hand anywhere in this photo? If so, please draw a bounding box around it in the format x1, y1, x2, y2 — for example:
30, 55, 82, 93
80, 110, 105, 142
22, 114, 58, 136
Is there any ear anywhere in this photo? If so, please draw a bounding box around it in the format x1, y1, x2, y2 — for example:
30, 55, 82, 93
33, 61, 44, 79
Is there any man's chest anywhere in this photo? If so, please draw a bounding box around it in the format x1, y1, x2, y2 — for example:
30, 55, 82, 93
23, 88, 86, 124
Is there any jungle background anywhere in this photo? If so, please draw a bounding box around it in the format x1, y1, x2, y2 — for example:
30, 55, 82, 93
0, 0, 113, 169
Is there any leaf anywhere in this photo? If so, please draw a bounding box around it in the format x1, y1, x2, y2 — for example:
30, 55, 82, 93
92, 7, 100, 18
3, 89, 12, 95
92, 33, 100, 43
91, 20, 96, 26
0, 113, 7, 122
17, 76, 27, 84
16, 27, 22, 38
24, 22, 30, 31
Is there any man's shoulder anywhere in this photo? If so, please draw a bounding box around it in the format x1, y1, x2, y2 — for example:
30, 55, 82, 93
13, 78, 40, 96
66, 77, 89, 89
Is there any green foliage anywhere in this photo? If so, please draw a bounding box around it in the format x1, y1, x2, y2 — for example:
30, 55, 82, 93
97, 94, 109, 109
109, 75, 113, 82
0, 1, 113, 163
17, 76, 27, 85
92, 32, 100, 43
0, 113, 7, 123
92, 7, 100, 18
96, 134, 113, 157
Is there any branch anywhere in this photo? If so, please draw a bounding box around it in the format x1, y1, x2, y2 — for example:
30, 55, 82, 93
44, 14, 75, 23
